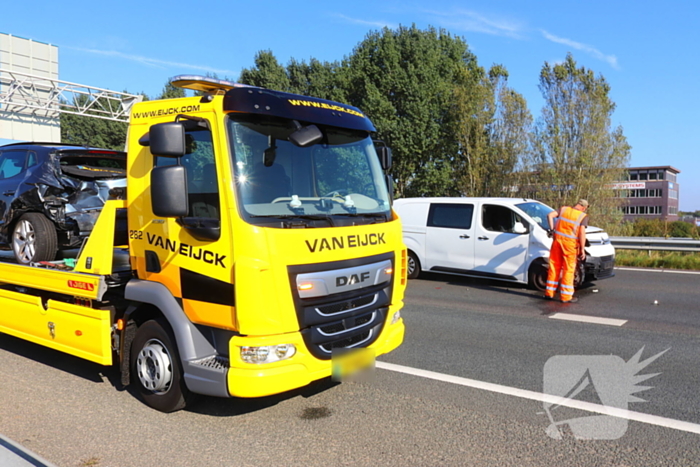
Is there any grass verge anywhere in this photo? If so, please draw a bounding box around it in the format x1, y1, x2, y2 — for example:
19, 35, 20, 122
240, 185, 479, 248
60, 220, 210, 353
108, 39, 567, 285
614, 250, 700, 271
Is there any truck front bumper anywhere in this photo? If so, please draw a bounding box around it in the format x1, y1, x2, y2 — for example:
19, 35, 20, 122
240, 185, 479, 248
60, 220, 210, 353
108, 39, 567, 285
226, 316, 405, 398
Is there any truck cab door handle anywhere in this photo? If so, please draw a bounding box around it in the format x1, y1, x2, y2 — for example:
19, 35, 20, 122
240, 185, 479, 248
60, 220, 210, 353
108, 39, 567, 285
459, 234, 470, 239
3, 191, 15, 196
478, 236, 489, 240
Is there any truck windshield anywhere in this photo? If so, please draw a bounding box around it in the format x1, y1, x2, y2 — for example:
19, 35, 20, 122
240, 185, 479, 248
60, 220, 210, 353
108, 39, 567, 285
515, 201, 556, 231
227, 114, 391, 227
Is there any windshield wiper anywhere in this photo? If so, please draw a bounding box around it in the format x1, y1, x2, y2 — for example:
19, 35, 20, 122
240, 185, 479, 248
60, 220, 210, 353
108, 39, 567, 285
249, 214, 334, 227
333, 212, 389, 222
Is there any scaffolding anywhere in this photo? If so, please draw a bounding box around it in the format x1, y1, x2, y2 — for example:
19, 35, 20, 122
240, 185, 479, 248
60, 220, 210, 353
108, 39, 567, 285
0, 67, 142, 123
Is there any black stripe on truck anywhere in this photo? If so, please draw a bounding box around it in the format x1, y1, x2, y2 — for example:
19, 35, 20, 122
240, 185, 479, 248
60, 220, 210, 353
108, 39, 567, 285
180, 268, 235, 306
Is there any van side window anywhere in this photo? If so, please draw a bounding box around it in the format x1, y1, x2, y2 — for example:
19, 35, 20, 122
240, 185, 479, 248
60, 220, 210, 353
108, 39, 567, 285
428, 203, 473, 229
482, 205, 524, 233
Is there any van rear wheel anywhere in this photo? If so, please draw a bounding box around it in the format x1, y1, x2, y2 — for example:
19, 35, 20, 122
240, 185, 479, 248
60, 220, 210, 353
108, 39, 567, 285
407, 251, 421, 279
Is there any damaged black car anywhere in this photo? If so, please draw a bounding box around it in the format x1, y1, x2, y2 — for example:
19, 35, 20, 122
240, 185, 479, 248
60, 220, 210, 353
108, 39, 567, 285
0, 142, 126, 264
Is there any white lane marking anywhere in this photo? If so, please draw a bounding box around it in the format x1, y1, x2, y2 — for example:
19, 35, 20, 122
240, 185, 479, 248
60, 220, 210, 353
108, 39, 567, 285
616, 267, 700, 275
549, 313, 627, 327
376, 361, 700, 435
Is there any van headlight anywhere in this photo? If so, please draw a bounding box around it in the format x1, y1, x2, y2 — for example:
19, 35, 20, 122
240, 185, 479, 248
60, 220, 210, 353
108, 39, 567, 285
240, 344, 296, 364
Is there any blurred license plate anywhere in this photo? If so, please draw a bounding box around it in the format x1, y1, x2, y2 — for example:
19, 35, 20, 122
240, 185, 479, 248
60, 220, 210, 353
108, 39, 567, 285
331, 348, 375, 382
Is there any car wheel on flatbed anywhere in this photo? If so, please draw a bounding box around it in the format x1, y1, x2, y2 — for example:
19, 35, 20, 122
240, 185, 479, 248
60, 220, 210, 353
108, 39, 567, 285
12, 213, 58, 264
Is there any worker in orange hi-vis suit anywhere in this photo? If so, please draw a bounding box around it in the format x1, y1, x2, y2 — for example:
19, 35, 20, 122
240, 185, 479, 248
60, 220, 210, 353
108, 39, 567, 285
544, 199, 589, 303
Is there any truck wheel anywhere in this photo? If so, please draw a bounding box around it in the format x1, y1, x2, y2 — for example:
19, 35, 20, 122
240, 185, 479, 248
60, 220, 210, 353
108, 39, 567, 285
528, 260, 548, 292
131, 319, 191, 412
12, 213, 58, 264
407, 251, 421, 279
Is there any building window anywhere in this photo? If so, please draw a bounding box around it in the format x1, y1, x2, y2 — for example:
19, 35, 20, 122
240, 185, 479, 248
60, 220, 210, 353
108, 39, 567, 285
649, 171, 657, 180
639, 172, 648, 180
630, 172, 638, 180
669, 189, 678, 199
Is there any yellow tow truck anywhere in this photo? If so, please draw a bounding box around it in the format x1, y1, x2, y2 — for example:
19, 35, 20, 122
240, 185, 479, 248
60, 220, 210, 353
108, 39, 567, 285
0, 76, 406, 412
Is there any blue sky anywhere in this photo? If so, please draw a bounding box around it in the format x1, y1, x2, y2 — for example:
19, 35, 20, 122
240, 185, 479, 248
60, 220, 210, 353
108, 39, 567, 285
2, 0, 698, 210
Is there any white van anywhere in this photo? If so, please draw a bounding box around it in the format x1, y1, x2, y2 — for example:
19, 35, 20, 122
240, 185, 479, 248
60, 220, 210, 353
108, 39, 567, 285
394, 197, 615, 290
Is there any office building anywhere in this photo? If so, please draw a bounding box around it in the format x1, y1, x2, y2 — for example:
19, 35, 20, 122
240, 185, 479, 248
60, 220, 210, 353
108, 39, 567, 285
613, 166, 680, 221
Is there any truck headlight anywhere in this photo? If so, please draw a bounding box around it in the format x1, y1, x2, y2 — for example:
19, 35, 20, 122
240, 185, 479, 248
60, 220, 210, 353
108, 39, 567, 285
240, 344, 296, 364
391, 311, 401, 325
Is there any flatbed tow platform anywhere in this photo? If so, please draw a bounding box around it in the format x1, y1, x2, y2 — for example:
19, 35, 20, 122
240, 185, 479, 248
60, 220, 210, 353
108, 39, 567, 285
0, 200, 129, 366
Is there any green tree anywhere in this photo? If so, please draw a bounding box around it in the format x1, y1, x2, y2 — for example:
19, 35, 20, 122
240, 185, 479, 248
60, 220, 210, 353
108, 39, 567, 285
344, 25, 478, 197
158, 81, 186, 99
239, 53, 346, 101
632, 218, 665, 237
490, 66, 533, 197
60, 94, 128, 150
529, 53, 630, 231
669, 221, 697, 238
239, 50, 291, 91
450, 63, 493, 196
286, 58, 347, 102
451, 64, 533, 197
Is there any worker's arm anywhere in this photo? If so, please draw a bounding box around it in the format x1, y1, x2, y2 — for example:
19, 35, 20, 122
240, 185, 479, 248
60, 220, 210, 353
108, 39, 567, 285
578, 222, 587, 260
547, 210, 559, 231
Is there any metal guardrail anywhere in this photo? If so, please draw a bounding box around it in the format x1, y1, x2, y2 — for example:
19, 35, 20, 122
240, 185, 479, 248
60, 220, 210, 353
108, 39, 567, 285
610, 237, 700, 252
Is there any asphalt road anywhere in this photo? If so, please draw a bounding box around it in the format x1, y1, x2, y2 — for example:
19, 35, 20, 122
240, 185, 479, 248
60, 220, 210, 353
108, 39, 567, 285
1, 268, 699, 466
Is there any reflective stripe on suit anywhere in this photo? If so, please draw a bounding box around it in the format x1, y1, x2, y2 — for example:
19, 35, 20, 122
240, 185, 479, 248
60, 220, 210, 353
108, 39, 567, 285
545, 206, 586, 302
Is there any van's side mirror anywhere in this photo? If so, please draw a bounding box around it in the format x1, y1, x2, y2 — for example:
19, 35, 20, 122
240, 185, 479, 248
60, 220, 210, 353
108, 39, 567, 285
151, 165, 188, 217
150, 122, 186, 157
513, 222, 528, 235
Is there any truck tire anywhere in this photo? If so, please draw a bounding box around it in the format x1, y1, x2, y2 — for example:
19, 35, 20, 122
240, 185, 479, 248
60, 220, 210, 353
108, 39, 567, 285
131, 319, 192, 412
407, 250, 421, 279
12, 213, 58, 264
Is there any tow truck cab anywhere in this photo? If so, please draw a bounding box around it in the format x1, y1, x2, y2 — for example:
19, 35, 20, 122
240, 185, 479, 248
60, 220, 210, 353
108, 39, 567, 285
124, 77, 406, 409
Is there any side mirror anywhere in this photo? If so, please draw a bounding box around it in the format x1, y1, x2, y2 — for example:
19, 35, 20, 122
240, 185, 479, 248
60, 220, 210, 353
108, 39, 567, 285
513, 222, 528, 235
377, 146, 392, 171
151, 165, 188, 217
150, 122, 186, 157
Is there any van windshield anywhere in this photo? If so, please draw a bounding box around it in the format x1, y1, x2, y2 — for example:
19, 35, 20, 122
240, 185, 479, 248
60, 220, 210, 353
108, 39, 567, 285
227, 114, 391, 227
515, 201, 556, 231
